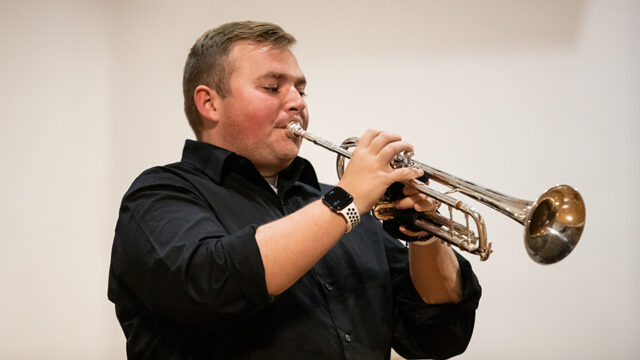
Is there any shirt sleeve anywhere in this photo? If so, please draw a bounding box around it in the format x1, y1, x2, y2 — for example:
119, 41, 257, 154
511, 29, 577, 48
384, 234, 482, 359
108, 168, 272, 330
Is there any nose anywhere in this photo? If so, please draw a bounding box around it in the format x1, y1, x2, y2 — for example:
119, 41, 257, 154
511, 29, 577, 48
285, 86, 306, 114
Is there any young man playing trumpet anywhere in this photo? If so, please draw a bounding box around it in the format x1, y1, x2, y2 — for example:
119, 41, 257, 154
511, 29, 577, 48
108, 21, 481, 359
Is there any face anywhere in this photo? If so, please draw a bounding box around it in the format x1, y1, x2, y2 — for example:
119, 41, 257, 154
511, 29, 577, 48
212, 41, 308, 176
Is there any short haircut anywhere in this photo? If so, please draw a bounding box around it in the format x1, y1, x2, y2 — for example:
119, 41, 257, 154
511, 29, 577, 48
182, 21, 297, 138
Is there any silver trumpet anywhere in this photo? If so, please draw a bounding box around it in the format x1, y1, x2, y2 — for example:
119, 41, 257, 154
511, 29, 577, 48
286, 122, 585, 264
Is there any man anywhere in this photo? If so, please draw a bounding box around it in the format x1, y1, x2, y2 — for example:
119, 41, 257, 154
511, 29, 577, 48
108, 21, 481, 359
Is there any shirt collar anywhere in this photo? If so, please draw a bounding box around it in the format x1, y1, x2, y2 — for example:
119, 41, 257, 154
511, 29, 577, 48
180, 139, 320, 191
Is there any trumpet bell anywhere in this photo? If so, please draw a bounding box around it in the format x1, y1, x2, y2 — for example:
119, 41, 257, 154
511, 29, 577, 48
524, 185, 586, 264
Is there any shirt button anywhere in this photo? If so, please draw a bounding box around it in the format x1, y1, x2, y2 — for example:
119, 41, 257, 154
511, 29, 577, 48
324, 283, 333, 292
344, 333, 352, 343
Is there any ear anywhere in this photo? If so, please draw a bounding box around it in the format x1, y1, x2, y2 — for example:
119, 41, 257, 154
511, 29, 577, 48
194, 85, 223, 125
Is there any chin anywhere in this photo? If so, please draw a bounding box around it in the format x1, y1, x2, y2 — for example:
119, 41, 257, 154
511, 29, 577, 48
281, 140, 301, 157
279, 150, 299, 164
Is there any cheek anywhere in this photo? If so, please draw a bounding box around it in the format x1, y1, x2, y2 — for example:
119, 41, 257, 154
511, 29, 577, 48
238, 99, 279, 136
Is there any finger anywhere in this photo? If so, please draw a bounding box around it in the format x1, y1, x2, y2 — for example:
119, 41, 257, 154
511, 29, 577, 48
356, 129, 383, 148
388, 167, 424, 184
413, 197, 439, 212
395, 194, 439, 212
402, 185, 420, 196
378, 141, 415, 164
394, 196, 416, 210
398, 226, 430, 238
368, 132, 402, 155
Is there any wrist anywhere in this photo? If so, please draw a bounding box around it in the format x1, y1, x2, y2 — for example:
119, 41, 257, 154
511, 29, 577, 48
322, 186, 361, 233
335, 182, 357, 209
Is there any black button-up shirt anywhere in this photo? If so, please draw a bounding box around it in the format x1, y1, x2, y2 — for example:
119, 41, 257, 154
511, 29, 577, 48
108, 140, 481, 359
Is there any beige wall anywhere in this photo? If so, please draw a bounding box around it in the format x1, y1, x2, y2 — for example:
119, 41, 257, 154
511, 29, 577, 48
1, 1, 638, 358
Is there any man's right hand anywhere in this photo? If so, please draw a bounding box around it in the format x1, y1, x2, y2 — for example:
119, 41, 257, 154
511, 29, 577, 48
337, 130, 424, 215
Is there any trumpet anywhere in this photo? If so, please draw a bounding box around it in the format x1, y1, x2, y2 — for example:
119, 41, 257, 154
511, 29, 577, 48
286, 122, 585, 264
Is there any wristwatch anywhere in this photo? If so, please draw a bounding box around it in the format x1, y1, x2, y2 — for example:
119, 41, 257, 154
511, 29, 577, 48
322, 186, 360, 233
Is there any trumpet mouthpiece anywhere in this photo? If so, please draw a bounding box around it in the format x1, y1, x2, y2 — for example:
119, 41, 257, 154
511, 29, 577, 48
286, 122, 305, 139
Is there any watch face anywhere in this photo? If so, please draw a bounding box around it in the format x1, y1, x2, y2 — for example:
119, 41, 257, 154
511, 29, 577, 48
322, 187, 353, 211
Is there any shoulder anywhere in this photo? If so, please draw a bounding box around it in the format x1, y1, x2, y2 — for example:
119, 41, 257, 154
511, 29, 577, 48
121, 161, 209, 203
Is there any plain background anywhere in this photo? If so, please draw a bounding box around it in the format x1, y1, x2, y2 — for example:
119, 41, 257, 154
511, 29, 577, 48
1, 0, 638, 359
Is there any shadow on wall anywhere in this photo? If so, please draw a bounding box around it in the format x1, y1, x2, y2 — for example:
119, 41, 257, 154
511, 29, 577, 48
303, 0, 586, 55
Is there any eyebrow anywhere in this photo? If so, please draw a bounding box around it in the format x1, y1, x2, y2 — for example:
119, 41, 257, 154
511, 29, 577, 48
258, 72, 307, 87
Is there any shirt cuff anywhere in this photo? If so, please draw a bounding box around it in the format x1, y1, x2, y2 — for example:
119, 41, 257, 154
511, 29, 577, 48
408, 251, 482, 322
221, 225, 273, 307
